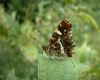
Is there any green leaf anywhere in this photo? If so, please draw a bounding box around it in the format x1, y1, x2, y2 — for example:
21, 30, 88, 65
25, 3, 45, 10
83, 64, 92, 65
6, 69, 16, 80
38, 54, 78, 80
79, 12, 100, 32
5, 13, 21, 35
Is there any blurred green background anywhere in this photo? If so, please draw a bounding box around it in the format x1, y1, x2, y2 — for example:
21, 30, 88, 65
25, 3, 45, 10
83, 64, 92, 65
0, 0, 100, 80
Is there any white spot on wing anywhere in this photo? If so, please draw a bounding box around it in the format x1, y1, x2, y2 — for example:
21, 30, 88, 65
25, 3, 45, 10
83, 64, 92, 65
69, 21, 71, 24
64, 29, 66, 32
59, 24, 62, 26
55, 30, 62, 35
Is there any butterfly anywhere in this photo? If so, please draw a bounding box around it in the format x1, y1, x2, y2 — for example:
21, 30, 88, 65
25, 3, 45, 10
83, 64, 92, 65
42, 18, 76, 57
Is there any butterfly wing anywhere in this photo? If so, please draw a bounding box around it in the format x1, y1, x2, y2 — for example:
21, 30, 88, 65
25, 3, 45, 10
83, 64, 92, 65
43, 19, 75, 57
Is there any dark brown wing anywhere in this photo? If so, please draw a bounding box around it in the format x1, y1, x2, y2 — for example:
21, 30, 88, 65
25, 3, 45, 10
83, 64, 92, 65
42, 18, 75, 57
58, 19, 75, 57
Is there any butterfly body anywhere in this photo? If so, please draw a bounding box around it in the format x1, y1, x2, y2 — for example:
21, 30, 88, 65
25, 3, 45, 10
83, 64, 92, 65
42, 19, 75, 57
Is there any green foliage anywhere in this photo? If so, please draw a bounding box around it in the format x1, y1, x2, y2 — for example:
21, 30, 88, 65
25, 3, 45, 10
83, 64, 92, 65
0, 0, 100, 80
78, 12, 100, 31
6, 69, 16, 80
38, 54, 78, 80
